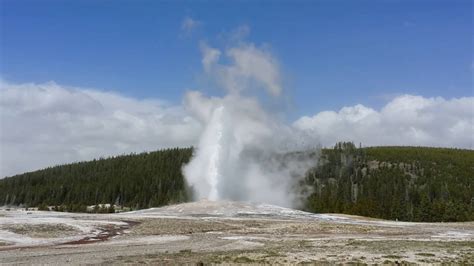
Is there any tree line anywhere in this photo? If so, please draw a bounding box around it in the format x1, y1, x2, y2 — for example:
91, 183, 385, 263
0, 148, 193, 211
304, 143, 474, 222
0, 144, 472, 222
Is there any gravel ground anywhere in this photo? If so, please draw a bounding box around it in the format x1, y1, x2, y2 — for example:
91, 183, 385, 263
0, 201, 473, 264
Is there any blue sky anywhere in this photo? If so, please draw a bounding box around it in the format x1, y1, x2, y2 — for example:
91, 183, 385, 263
1, 0, 472, 117
1, 0, 473, 176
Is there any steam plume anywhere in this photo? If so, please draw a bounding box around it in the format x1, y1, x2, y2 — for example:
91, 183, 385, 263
183, 39, 318, 207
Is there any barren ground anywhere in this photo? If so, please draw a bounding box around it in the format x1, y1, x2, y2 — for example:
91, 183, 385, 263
0, 200, 473, 264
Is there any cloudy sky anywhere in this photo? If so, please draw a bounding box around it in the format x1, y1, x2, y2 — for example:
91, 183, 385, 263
1, 0, 472, 177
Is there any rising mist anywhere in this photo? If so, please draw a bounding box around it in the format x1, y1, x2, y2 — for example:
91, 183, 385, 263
182, 39, 318, 208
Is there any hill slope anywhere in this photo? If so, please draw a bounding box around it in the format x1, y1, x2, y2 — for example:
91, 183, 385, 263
0, 148, 193, 211
304, 143, 474, 222
0, 144, 473, 222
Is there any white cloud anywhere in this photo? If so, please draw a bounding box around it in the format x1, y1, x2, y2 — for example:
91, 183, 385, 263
1, 79, 472, 179
0, 34, 283, 179
294, 95, 474, 149
200, 42, 221, 73
0, 80, 201, 177
181, 17, 201, 34
200, 41, 282, 96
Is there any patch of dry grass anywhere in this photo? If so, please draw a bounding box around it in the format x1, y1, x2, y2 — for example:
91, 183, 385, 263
1, 224, 80, 238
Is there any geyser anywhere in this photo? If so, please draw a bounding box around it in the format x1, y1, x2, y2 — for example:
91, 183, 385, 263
183, 40, 318, 207
197, 104, 225, 201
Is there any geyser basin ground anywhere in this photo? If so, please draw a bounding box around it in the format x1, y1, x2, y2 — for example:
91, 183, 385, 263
1, 201, 473, 264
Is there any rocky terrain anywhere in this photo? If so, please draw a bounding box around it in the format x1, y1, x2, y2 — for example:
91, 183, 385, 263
1, 200, 473, 264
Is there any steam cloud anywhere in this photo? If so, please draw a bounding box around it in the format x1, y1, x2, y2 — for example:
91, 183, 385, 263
182, 41, 317, 207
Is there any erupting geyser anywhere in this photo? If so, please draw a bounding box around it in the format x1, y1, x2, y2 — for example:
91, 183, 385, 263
182, 41, 318, 207
196, 105, 225, 201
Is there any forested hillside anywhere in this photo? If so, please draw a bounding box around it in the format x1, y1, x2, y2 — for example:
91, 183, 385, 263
305, 143, 474, 222
0, 144, 473, 222
0, 148, 193, 211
